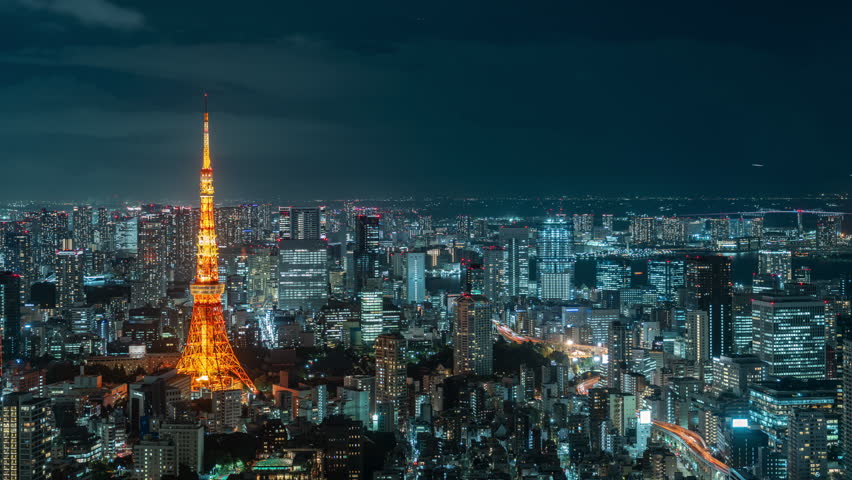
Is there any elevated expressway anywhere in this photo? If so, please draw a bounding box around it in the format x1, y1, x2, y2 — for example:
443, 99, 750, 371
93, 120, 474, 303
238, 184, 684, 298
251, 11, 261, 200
492, 321, 607, 358
652, 420, 731, 480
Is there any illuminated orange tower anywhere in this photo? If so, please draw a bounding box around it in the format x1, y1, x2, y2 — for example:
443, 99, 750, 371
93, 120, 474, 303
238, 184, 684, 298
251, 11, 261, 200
176, 94, 257, 393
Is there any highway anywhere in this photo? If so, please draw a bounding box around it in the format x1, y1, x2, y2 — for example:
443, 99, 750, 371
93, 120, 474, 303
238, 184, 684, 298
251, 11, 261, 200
652, 420, 730, 476
575, 375, 600, 395
492, 321, 607, 358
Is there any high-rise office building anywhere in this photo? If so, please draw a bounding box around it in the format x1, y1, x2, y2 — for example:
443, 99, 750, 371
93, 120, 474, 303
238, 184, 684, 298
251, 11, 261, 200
279, 206, 325, 240
752, 293, 826, 379
114, 217, 139, 254
374, 333, 406, 431
787, 409, 828, 480
405, 252, 425, 304
647, 259, 684, 301
538, 217, 574, 301
686, 311, 710, 364
732, 291, 753, 353
359, 279, 384, 345
686, 255, 733, 357
816, 215, 841, 249
1, 392, 50, 480
277, 240, 328, 312
499, 227, 531, 298
601, 214, 614, 232
453, 293, 493, 376
354, 215, 381, 292
607, 321, 628, 392
757, 250, 792, 284
482, 245, 504, 301
0, 272, 22, 362
55, 242, 85, 310
137, 214, 169, 307
596, 258, 631, 291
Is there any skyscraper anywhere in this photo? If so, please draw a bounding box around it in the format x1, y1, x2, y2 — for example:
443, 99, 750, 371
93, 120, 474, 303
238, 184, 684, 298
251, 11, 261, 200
55, 242, 85, 310
647, 259, 684, 301
279, 206, 325, 240
787, 409, 828, 480
757, 250, 792, 284
453, 293, 493, 376
816, 215, 841, 249
685, 255, 733, 357
137, 214, 169, 307
499, 227, 531, 298
405, 252, 426, 304
71, 206, 94, 250
374, 333, 406, 431
1, 392, 50, 480
277, 239, 328, 312
359, 278, 384, 345
482, 245, 504, 301
538, 217, 574, 301
0, 272, 22, 362
752, 293, 826, 379
596, 258, 631, 291
354, 215, 381, 292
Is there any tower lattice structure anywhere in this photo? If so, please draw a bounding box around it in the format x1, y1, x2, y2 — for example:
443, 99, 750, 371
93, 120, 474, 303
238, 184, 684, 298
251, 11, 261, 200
176, 95, 257, 393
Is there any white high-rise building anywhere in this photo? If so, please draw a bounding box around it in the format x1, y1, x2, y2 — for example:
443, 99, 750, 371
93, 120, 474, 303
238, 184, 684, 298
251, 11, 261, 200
405, 252, 426, 304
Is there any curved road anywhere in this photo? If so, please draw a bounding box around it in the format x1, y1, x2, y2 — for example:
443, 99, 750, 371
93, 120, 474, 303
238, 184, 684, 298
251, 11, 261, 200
652, 420, 730, 475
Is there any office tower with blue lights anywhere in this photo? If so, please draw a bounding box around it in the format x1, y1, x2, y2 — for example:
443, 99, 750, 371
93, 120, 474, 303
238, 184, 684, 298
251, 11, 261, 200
499, 227, 531, 298
359, 278, 384, 345
277, 239, 328, 312
686, 255, 733, 357
596, 258, 631, 291
752, 292, 826, 379
405, 252, 425, 304
647, 258, 684, 301
537, 216, 574, 301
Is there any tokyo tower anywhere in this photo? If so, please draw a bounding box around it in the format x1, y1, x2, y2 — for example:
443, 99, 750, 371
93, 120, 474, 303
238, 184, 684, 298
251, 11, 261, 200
176, 94, 257, 394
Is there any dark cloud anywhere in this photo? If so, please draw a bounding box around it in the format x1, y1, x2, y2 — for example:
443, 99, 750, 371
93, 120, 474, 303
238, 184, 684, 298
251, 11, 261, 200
0, 2, 851, 202
13, 0, 144, 30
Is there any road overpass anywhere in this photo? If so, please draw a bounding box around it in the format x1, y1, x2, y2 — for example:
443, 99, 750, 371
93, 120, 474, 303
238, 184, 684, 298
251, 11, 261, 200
652, 420, 730, 480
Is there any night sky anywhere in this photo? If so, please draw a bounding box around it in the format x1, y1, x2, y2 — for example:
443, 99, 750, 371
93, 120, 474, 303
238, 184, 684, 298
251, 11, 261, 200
2, 2, 852, 202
